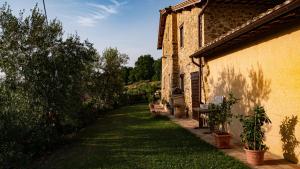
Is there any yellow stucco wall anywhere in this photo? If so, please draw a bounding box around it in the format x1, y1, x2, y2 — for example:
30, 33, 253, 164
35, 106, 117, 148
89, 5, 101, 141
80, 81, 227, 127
206, 24, 300, 164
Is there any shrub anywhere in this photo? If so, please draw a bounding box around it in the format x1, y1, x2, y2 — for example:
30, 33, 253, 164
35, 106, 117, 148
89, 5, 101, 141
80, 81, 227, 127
239, 106, 271, 151
208, 93, 238, 133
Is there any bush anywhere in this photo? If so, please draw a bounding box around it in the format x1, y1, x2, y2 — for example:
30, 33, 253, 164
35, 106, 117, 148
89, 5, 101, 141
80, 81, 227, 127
239, 106, 271, 151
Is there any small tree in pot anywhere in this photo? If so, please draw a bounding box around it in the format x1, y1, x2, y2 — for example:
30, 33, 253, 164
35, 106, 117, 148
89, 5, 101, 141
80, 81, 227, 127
172, 88, 184, 118
209, 93, 238, 149
240, 106, 271, 165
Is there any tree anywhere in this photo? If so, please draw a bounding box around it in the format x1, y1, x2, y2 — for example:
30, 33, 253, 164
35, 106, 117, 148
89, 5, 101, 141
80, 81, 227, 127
0, 4, 64, 167
134, 55, 154, 81
121, 66, 133, 85
0, 4, 99, 167
152, 58, 162, 81
128, 67, 137, 83
92, 48, 128, 109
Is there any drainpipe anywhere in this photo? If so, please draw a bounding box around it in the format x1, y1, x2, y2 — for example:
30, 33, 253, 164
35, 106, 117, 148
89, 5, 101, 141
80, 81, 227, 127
199, 0, 209, 17
191, 0, 209, 105
191, 56, 205, 104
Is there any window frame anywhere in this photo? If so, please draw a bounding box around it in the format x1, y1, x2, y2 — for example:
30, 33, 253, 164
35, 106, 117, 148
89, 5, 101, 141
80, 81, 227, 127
179, 24, 184, 48
198, 15, 203, 47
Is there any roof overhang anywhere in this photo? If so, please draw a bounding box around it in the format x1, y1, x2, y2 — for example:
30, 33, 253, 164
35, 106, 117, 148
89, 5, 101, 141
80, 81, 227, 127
190, 0, 300, 59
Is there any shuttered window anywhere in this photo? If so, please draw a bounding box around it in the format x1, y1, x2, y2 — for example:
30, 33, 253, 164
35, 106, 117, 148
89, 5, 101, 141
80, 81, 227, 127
191, 72, 200, 108
191, 72, 200, 120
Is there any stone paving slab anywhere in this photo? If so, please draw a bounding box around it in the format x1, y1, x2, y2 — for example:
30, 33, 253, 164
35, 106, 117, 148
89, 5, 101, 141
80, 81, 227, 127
166, 115, 300, 169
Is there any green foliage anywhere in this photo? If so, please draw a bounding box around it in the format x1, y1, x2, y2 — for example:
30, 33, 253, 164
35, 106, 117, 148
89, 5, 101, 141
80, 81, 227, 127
152, 58, 162, 81
92, 48, 128, 109
0, 4, 127, 168
125, 55, 161, 84
173, 87, 183, 95
240, 106, 271, 151
133, 55, 154, 81
121, 66, 133, 85
128, 67, 137, 83
208, 93, 238, 133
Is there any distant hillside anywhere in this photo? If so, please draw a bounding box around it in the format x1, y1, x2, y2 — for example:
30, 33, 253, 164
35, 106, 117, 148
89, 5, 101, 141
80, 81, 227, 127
126, 80, 161, 90
124, 80, 161, 103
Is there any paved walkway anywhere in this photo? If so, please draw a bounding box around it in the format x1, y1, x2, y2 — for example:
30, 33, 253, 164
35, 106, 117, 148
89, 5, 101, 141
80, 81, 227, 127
165, 115, 300, 169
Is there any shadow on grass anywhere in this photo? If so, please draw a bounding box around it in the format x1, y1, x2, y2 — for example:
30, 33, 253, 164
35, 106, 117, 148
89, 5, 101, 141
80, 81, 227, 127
31, 104, 250, 169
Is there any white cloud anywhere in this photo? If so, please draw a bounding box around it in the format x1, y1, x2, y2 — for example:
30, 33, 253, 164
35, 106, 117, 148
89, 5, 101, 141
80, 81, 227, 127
88, 3, 118, 14
78, 16, 98, 27
77, 0, 127, 27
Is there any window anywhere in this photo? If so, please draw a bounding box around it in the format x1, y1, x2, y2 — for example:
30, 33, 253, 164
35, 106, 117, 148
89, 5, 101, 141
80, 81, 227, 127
198, 15, 202, 47
180, 74, 184, 91
179, 25, 184, 48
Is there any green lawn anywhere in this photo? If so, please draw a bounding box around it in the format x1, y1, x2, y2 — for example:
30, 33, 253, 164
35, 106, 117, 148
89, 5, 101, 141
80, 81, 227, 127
32, 104, 250, 169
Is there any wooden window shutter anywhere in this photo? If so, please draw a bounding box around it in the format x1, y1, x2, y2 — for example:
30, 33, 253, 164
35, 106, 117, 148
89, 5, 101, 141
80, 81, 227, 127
191, 72, 200, 108
191, 72, 200, 120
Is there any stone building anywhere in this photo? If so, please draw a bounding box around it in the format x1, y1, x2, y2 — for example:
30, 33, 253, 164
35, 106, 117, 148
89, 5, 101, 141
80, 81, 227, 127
158, 0, 300, 164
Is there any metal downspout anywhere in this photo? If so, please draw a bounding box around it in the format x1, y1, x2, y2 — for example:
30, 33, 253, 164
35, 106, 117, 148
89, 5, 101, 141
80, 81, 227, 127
191, 0, 209, 104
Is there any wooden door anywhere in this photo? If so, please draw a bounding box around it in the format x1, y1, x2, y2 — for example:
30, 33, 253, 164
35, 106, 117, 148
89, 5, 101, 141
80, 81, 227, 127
191, 72, 200, 120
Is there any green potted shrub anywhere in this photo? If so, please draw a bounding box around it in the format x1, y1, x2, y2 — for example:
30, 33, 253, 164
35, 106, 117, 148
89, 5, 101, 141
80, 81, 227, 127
172, 87, 184, 118
172, 87, 184, 105
240, 106, 271, 165
210, 93, 238, 149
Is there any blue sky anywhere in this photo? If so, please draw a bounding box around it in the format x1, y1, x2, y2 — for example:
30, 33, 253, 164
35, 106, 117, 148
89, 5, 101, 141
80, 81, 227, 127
5, 0, 181, 66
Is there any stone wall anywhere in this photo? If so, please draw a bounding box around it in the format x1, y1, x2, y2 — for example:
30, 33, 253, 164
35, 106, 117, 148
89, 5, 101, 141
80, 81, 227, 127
161, 7, 203, 115
161, 13, 180, 103
161, 14, 173, 103
176, 7, 202, 117
204, 3, 272, 43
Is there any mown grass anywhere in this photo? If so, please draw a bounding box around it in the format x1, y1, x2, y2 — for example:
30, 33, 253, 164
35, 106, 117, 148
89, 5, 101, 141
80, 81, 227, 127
32, 104, 250, 169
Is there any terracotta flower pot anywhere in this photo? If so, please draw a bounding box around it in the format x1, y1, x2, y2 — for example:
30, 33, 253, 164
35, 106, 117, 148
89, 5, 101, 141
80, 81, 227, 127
174, 106, 184, 118
149, 103, 155, 114
213, 133, 231, 149
245, 149, 265, 166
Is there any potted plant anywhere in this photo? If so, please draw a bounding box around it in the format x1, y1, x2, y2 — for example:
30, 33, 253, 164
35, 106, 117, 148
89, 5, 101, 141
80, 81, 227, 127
210, 93, 238, 149
240, 106, 271, 165
172, 87, 184, 105
172, 87, 185, 118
